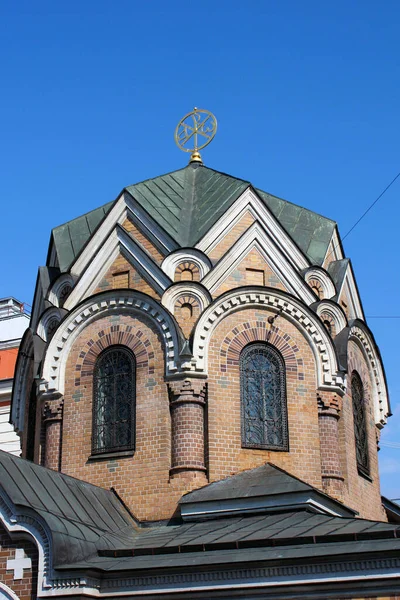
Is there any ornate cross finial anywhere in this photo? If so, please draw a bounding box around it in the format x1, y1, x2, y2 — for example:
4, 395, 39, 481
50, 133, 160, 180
174, 108, 217, 164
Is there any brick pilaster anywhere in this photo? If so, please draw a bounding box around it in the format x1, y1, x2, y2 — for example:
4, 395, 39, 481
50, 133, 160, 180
42, 395, 63, 471
168, 379, 207, 484
317, 391, 344, 501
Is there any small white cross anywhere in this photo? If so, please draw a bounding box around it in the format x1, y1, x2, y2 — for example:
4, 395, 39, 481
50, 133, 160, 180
6, 548, 32, 580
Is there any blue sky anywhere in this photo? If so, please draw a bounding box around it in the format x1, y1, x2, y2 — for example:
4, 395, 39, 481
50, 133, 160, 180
1, 1, 400, 498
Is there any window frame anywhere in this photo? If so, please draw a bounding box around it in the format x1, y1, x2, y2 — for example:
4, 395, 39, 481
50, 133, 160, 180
351, 370, 370, 478
240, 342, 289, 451
92, 345, 136, 457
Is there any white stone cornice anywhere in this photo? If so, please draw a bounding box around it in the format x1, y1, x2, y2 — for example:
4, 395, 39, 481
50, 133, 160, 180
162, 283, 212, 314
41, 291, 183, 396
161, 249, 212, 280
64, 226, 172, 310
202, 222, 315, 305
196, 187, 310, 271
191, 287, 345, 394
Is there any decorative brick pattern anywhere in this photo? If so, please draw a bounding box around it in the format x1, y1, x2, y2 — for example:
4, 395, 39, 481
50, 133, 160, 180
94, 253, 160, 300
174, 261, 201, 282
320, 310, 336, 337
0, 521, 38, 600
174, 294, 201, 338
308, 277, 324, 299
212, 248, 288, 298
207, 308, 323, 489
122, 217, 164, 265
338, 339, 387, 520
60, 315, 193, 521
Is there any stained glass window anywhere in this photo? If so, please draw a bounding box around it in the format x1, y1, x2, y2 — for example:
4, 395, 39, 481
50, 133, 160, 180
240, 343, 288, 450
92, 346, 135, 455
351, 371, 369, 475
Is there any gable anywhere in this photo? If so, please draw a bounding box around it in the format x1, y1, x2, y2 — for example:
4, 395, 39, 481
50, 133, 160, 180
94, 252, 161, 300
212, 246, 289, 298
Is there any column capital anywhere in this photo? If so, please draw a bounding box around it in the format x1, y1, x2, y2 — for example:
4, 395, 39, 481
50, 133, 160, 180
168, 379, 207, 406
43, 398, 63, 423
317, 390, 342, 417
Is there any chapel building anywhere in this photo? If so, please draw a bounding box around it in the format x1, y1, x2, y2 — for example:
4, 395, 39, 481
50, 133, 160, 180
1, 149, 399, 600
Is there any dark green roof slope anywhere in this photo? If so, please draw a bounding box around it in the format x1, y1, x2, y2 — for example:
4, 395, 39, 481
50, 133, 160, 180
0, 450, 137, 566
52, 201, 114, 271
51, 164, 336, 271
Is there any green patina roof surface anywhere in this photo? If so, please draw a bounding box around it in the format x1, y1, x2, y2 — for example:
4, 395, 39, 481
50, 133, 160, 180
52, 164, 336, 271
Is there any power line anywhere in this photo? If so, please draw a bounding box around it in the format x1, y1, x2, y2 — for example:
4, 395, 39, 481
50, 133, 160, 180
325, 168, 400, 263
341, 170, 400, 242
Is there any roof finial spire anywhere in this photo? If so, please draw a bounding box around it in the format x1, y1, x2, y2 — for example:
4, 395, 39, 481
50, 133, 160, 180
174, 108, 217, 164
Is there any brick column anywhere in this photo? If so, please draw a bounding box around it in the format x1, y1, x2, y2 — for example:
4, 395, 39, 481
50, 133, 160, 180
317, 391, 344, 501
42, 396, 63, 471
168, 379, 207, 484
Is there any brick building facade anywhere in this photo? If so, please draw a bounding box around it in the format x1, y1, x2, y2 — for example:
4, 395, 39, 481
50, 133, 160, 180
1, 160, 399, 599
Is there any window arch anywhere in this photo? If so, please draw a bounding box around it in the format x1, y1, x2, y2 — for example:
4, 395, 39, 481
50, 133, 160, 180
351, 370, 369, 476
92, 346, 136, 455
240, 343, 288, 451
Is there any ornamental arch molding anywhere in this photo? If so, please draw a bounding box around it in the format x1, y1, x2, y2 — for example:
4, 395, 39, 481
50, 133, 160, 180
40, 291, 184, 397
348, 321, 389, 428
191, 287, 345, 394
11, 329, 34, 434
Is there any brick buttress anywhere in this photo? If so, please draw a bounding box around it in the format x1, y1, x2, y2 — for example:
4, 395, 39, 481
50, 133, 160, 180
42, 394, 63, 471
317, 391, 344, 501
168, 379, 208, 484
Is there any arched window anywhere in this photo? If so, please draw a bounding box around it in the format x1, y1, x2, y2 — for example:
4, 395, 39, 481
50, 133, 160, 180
240, 343, 288, 451
92, 346, 136, 455
351, 371, 369, 475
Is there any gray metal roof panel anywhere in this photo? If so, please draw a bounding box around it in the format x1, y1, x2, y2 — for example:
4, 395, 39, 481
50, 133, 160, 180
0, 450, 137, 567
180, 463, 311, 504
57, 537, 400, 573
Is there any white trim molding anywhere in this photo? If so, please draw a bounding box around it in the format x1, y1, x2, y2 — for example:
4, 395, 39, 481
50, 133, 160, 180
40, 290, 184, 397
161, 283, 212, 314
196, 187, 310, 272
11, 330, 34, 434
64, 226, 172, 310
349, 323, 389, 427
161, 249, 212, 281
37, 308, 62, 342
202, 222, 316, 305
47, 274, 74, 308
304, 267, 336, 300
191, 287, 345, 394
315, 301, 348, 335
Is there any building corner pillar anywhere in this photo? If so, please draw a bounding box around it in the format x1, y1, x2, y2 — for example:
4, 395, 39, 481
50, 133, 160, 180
42, 395, 63, 471
317, 391, 344, 501
168, 378, 207, 485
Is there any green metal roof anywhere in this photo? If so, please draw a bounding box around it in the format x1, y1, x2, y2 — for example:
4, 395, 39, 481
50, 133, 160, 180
51, 164, 336, 271
52, 201, 114, 272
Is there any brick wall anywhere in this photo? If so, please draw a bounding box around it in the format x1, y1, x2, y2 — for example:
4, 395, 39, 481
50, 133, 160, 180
207, 308, 323, 489
212, 248, 288, 298
94, 253, 161, 300
339, 339, 386, 521
209, 210, 255, 261
0, 521, 38, 600
60, 313, 197, 521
